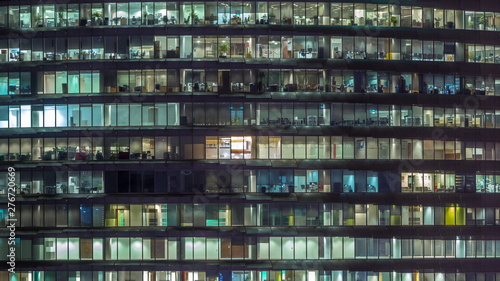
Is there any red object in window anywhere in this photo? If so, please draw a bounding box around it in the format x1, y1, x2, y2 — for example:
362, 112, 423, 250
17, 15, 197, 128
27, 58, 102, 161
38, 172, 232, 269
75, 152, 88, 160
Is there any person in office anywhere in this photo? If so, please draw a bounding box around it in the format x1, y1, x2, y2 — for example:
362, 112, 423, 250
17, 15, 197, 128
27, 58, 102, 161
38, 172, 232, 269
96, 151, 104, 160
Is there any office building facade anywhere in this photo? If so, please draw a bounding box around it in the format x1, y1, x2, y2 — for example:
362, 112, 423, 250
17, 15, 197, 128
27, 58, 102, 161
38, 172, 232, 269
1, 0, 500, 280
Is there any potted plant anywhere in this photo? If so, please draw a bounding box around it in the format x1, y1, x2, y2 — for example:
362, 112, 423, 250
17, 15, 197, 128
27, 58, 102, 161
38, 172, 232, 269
467, 20, 474, 29
390, 16, 398, 26
191, 12, 199, 24
245, 50, 252, 58
57, 12, 64, 27
92, 11, 103, 25
467, 50, 475, 62
434, 17, 441, 28
34, 14, 43, 27
477, 16, 485, 29
142, 11, 148, 25
218, 42, 230, 58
